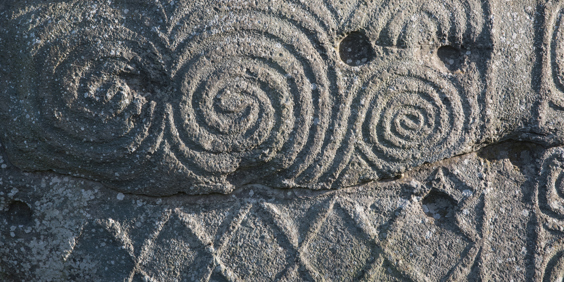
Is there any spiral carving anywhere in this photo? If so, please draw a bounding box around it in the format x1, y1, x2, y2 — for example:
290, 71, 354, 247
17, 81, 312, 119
0, 0, 344, 194
0, 0, 489, 195
2, 21, 166, 182
354, 65, 470, 174
167, 9, 333, 185
537, 149, 564, 221
45, 41, 163, 157
542, 249, 564, 282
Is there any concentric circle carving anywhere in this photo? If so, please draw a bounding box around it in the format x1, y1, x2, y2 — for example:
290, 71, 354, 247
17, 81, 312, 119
4, 26, 166, 182
537, 149, 564, 221
167, 11, 333, 185
366, 0, 484, 48
0, 0, 489, 195
354, 65, 470, 174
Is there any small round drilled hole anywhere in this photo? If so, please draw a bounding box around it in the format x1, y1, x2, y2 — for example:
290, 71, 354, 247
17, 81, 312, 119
421, 190, 457, 223
7, 200, 33, 225
437, 46, 462, 71
339, 32, 376, 66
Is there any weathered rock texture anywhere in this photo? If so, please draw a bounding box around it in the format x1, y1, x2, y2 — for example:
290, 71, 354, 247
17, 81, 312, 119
0, 0, 563, 281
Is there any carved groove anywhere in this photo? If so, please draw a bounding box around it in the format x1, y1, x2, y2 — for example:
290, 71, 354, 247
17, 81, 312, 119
537, 148, 564, 222
354, 65, 470, 175
0, 0, 486, 195
551, 8, 564, 108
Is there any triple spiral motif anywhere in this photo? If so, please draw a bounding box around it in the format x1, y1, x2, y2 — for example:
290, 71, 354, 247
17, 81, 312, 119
0, 0, 486, 195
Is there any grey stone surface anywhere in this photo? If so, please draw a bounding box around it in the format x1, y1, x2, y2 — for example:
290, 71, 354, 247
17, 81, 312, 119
0, 0, 493, 195
0, 0, 563, 281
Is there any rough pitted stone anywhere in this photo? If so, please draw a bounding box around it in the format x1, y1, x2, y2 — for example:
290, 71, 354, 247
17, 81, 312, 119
1, 0, 564, 281
0, 0, 491, 195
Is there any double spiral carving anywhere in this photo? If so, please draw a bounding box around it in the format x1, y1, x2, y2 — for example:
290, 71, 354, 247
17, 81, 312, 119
0, 1, 339, 194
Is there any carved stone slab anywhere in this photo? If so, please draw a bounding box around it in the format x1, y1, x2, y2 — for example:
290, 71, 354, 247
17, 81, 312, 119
0, 0, 563, 281
0, 0, 492, 195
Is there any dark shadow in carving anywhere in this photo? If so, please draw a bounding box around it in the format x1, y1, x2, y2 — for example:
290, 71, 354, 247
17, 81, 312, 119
437, 46, 463, 71
7, 200, 32, 226
421, 189, 457, 228
339, 32, 375, 66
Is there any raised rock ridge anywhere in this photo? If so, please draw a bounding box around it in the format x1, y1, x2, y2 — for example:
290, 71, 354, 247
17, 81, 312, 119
1, 0, 564, 281
0, 0, 491, 195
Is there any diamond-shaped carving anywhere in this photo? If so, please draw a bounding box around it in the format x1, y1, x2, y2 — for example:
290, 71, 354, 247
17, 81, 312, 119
139, 213, 208, 281
378, 168, 484, 281
93, 203, 252, 281
64, 221, 136, 281
304, 202, 377, 281
260, 197, 335, 280
383, 205, 473, 280
220, 209, 290, 281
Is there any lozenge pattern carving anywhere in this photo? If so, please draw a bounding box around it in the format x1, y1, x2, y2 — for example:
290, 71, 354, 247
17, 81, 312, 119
69, 185, 483, 281
0, 0, 488, 195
